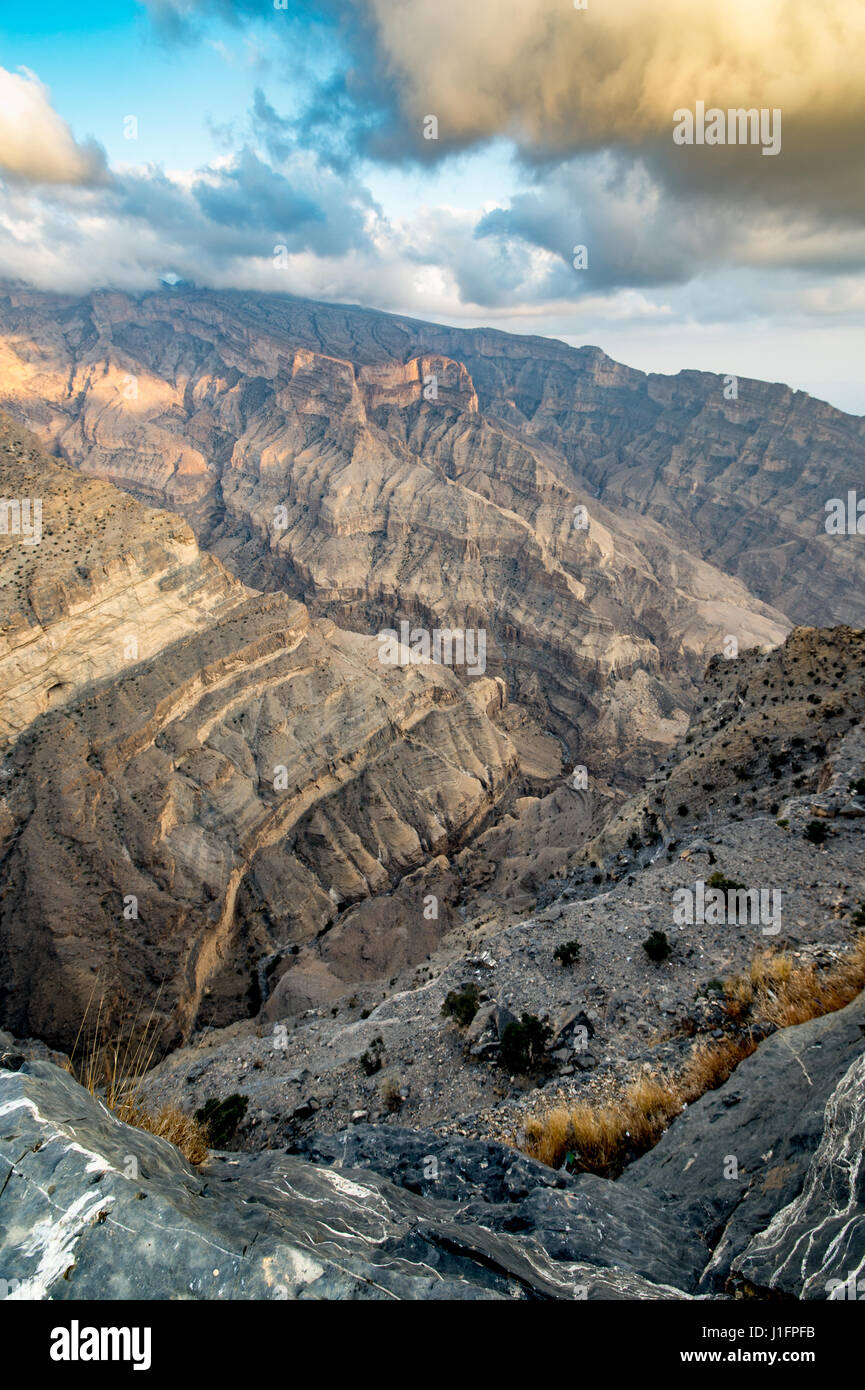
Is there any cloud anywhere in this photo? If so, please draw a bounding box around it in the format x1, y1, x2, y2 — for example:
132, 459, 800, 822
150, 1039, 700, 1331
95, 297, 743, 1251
146, 0, 865, 225
0, 67, 107, 186
3, 7, 865, 415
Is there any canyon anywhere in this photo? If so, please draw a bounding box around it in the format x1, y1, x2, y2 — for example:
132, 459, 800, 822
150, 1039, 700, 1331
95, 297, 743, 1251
0, 288, 863, 1303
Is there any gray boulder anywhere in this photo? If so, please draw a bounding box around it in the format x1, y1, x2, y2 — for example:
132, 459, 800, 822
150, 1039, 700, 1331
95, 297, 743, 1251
0, 1061, 682, 1300
732, 1049, 865, 1299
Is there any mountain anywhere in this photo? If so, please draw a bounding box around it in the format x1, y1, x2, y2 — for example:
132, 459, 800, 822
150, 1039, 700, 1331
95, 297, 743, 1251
1, 286, 864, 1305
0, 285, 793, 784
0, 414, 247, 743
129, 623, 865, 1147
0, 417, 541, 1051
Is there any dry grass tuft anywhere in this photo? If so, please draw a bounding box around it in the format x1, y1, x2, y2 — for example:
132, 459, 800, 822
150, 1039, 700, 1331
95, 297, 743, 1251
520, 936, 865, 1175
522, 1035, 755, 1175
113, 1098, 210, 1166
725, 936, 865, 1028
66, 992, 209, 1167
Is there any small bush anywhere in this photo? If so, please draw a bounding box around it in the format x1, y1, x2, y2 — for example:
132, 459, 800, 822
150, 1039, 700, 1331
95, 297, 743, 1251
643, 930, 672, 963
554, 940, 581, 967
499, 1014, 551, 1074
804, 820, 828, 845
707, 870, 746, 892
441, 983, 481, 1027
380, 1077, 403, 1113
194, 1094, 248, 1148
360, 1037, 386, 1075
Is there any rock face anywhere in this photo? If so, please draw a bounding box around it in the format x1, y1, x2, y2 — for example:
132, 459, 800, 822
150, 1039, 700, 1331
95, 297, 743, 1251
0, 424, 529, 1052
621, 992, 865, 1296
0, 285, 792, 780
0, 1060, 674, 1301
133, 619, 865, 1146
733, 1049, 865, 1299
2, 987, 863, 1300
0, 414, 247, 742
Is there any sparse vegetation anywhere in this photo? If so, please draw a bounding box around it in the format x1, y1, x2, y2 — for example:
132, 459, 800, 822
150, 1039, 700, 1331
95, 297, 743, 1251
499, 1013, 551, 1074
554, 940, 581, 968
441, 983, 481, 1027
65, 993, 209, 1165
522, 1037, 752, 1175
643, 929, 672, 962
723, 937, 865, 1029
520, 937, 865, 1174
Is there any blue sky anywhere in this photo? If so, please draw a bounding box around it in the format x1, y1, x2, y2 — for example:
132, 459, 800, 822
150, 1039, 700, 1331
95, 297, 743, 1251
1, 0, 864, 413
2, 2, 286, 168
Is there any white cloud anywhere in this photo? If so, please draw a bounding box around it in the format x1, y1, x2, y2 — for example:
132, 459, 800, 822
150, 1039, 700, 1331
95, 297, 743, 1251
0, 67, 106, 186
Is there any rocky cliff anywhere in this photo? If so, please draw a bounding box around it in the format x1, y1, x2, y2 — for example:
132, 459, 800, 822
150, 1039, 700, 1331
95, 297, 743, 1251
2, 985, 863, 1300
0, 414, 247, 742
0, 286, 793, 781
0, 422, 538, 1052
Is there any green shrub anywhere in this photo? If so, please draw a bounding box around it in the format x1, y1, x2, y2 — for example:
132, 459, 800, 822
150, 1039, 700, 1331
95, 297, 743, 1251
554, 940, 581, 968
707, 870, 746, 892
360, 1037, 385, 1075
194, 1094, 248, 1148
499, 1014, 551, 1074
441, 983, 481, 1027
804, 820, 828, 845
643, 930, 672, 963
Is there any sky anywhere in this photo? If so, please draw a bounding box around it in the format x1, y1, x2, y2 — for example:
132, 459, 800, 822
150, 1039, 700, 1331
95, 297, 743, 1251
1, 0, 864, 411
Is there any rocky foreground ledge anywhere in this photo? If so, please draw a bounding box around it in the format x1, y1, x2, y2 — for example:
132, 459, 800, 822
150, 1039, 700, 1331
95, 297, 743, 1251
0, 994, 863, 1300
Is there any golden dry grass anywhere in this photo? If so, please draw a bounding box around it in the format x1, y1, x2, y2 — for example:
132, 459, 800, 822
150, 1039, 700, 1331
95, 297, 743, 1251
66, 992, 209, 1166
520, 936, 865, 1175
522, 1035, 756, 1174
725, 935, 865, 1028
112, 1098, 210, 1166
